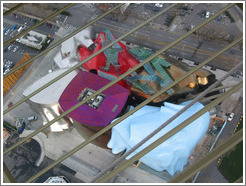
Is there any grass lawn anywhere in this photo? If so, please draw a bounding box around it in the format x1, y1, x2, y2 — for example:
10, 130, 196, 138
218, 117, 243, 182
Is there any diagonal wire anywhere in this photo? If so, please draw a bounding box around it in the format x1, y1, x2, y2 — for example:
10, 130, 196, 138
3, 3, 234, 115
3, 3, 24, 16
3, 35, 242, 157
3, 5, 240, 157
3, 3, 124, 78
91, 62, 243, 182
3, 3, 177, 114
3, 3, 178, 154
234, 176, 243, 183
169, 129, 243, 183
95, 81, 243, 182
2, 2, 239, 182
3, 162, 16, 183
23, 37, 242, 183
3, 3, 75, 46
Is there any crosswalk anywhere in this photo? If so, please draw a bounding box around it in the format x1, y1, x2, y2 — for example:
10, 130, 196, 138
84, 3, 96, 12
64, 24, 77, 31
56, 24, 77, 37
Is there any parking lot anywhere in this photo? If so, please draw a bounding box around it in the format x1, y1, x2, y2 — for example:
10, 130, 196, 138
3, 13, 60, 75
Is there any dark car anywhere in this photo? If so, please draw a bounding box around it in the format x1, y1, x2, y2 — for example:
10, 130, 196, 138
11, 25, 17, 30
217, 15, 222, 22
18, 122, 26, 134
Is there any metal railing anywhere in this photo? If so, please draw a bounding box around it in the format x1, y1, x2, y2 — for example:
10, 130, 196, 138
3, 3, 24, 16
2, 3, 243, 183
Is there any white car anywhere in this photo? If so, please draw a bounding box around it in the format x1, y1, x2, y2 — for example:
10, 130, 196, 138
5, 29, 10, 35
8, 44, 14, 51
228, 113, 234, 121
12, 46, 19, 52
155, 3, 163, 8
27, 115, 38, 122
206, 11, 210, 18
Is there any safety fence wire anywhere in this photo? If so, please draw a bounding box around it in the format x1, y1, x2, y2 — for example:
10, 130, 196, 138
3, 3, 75, 47
91, 62, 243, 182
24, 37, 242, 183
169, 129, 243, 183
3, 3, 177, 114
234, 176, 243, 183
3, 34, 242, 157
3, 4, 239, 156
3, 3, 124, 78
3, 3, 24, 16
3, 162, 16, 183
95, 81, 243, 182
2, 3, 242, 183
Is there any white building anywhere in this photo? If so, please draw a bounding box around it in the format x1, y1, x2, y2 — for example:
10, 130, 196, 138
23, 68, 78, 132
19, 30, 47, 50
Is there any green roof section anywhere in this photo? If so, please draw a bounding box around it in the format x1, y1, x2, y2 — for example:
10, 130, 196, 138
128, 46, 173, 95
151, 57, 170, 68
100, 29, 123, 71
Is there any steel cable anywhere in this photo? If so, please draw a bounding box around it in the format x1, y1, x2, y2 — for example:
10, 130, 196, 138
3, 3, 24, 16
3, 3, 75, 46
91, 62, 243, 182
3, 3, 124, 78
3, 3, 177, 114
2, 3, 240, 183
3, 7, 240, 157
95, 81, 243, 182
169, 129, 243, 183
3, 3, 234, 115
23, 37, 242, 183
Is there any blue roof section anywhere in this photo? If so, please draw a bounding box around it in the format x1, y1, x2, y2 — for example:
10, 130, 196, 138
107, 101, 210, 175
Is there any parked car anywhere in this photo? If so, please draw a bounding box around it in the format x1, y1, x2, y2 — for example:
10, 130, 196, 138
3, 68, 10, 75
17, 25, 24, 32
12, 46, 19, 52
8, 44, 14, 51
217, 15, 222, 22
206, 11, 210, 18
11, 24, 17, 30
228, 113, 234, 121
5, 29, 10, 35
27, 115, 38, 122
18, 122, 26, 134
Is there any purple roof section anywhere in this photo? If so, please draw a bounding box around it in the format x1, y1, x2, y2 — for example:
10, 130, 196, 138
58, 71, 129, 127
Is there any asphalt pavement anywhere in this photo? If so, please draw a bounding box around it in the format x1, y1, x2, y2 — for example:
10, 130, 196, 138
3, 16, 58, 65
3, 3, 243, 72
2, 3, 243, 183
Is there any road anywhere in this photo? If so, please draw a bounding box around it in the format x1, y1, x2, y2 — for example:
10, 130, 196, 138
2, 3, 243, 183
229, 5, 243, 22
195, 95, 243, 183
92, 19, 242, 72
63, 3, 243, 72
3, 3, 243, 73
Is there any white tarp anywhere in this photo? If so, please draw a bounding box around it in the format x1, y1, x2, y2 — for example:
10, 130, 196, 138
107, 101, 210, 176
